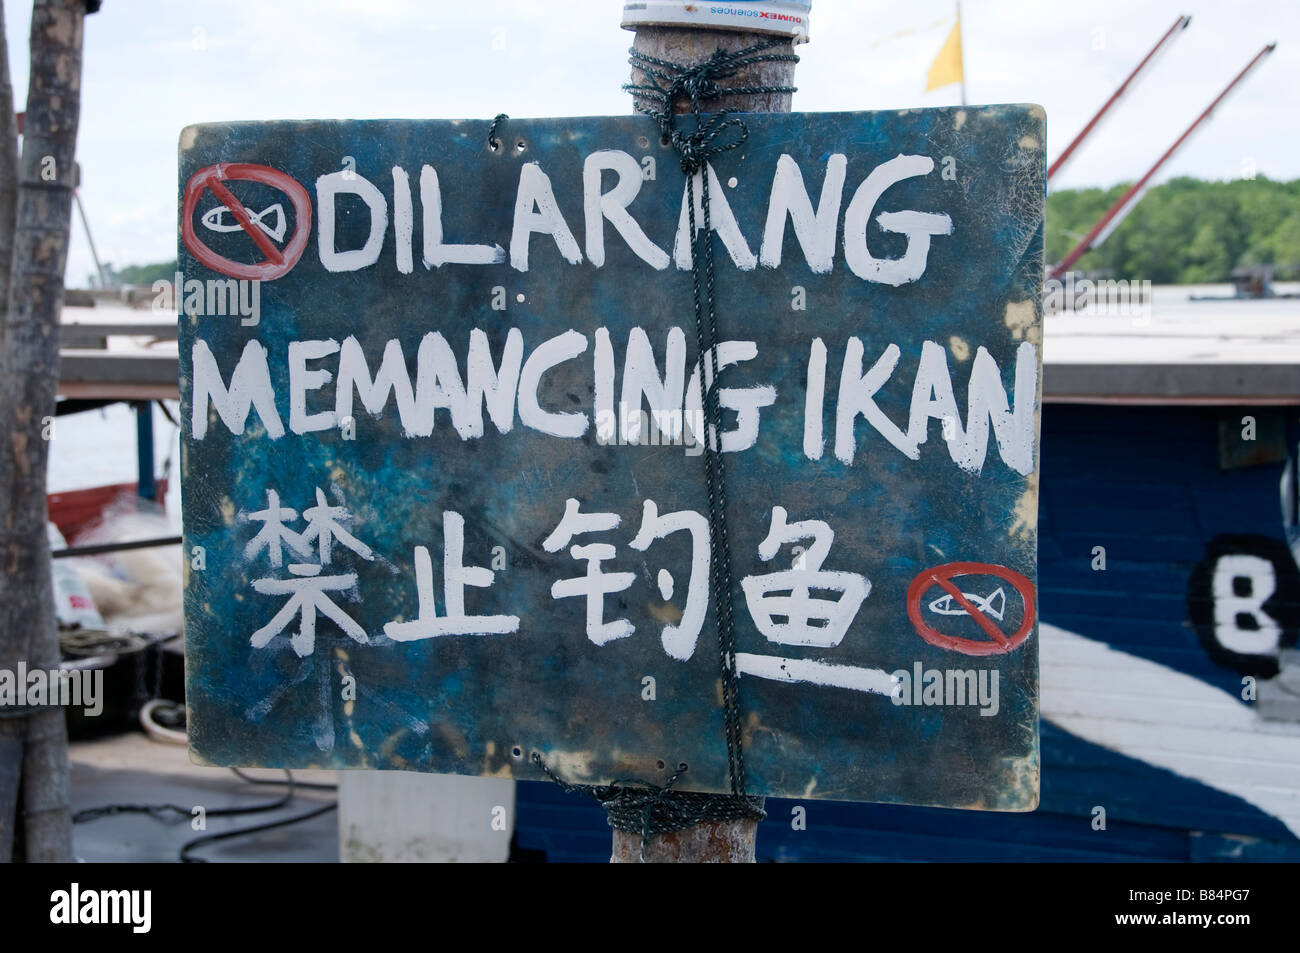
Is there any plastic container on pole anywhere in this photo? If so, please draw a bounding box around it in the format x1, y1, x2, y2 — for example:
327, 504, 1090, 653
621, 1, 811, 42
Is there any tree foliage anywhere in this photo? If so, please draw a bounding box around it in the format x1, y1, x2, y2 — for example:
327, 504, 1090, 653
103, 258, 175, 286
1046, 177, 1300, 283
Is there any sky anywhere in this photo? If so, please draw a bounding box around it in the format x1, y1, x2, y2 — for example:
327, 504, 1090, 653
1, 0, 1295, 286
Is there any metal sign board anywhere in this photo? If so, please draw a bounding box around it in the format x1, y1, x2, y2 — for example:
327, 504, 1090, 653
180, 106, 1045, 809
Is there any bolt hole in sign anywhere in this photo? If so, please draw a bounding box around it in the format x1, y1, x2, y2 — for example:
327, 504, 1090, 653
181, 163, 311, 280
907, 562, 1036, 656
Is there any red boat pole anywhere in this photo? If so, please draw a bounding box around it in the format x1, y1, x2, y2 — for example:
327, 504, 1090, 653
1048, 14, 1192, 183
1049, 42, 1277, 280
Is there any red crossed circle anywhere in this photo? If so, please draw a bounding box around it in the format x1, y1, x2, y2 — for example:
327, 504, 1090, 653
181, 163, 311, 281
906, 561, 1036, 656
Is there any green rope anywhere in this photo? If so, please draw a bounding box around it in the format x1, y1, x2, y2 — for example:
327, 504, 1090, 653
534, 39, 797, 859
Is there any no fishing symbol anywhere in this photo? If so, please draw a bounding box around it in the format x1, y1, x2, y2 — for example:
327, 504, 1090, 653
906, 561, 1036, 656
181, 163, 311, 280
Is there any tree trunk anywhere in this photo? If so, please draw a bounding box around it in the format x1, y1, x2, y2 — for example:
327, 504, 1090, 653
0, 1, 19, 344
0, 0, 91, 863
0, 0, 20, 860
614, 24, 798, 864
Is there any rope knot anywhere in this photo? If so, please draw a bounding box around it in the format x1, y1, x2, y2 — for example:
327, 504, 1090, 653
671, 112, 749, 175
667, 59, 726, 106
667, 43, 772, 109
624, 38, 798, 177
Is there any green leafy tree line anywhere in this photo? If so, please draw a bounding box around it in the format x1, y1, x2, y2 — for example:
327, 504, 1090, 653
1047, 176, 1300, 284
95, 259, 175, 286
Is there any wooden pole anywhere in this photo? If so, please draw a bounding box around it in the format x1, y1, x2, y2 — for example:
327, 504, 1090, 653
0, 0, 22, 860
0, 0, 92, 862
613, 20, 799, 864
628, 27, 796, 115
0, 2, 18, 341
956, 2, 967, 107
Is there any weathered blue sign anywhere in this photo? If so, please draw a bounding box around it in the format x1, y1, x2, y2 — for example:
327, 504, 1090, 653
180, 106, 1044, 809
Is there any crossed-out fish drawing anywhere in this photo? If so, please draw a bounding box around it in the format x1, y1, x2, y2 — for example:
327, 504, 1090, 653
928, 586, 1006, 621
201, 203, 286, 242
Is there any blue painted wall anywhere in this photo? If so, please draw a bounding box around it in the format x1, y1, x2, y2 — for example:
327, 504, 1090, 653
513, 403, 1300, 861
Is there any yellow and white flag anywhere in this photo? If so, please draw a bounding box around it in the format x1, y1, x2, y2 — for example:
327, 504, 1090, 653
925, 13, 964, 92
